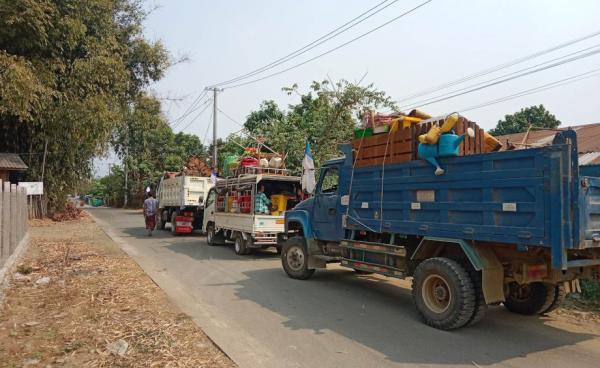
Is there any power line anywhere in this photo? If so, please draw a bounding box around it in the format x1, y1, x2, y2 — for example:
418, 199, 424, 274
179, 98, 213, 132
402, 47, 600, 110
397, 28, 600, 102
175, 97, 212, 131
224, 0, 433, 89
400, 43, 600, 110
171, 90, 209, 128
211, 0, 399, 87
456, 67, 600, 113
217, 108, 245, 128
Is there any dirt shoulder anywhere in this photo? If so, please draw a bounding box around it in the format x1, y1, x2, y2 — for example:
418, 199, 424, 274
0, 215, 235, 368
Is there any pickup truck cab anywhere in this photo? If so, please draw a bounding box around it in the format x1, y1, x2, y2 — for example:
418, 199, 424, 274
280, 130, 600, 329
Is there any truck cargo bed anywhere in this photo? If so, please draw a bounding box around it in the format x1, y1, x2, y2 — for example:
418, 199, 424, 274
341, 131, 598, 269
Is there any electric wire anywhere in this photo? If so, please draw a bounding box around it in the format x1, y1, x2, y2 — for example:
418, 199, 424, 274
399, 42, 600, 109
179, 98, 213, 132
456, 67, 600, 113
210, 0, 399, 87
402, 47, 600, 110
171, 90, 209, 128
202, 111, 213, 146
175, 97, 212, 130
397, 28, 600, 102
224, 0, 433, 89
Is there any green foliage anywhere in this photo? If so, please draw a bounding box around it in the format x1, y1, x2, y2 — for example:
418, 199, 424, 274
241, 79, 397, 174
488, 104, 561, 136
109, 94, 207, 206
581, 279, 600, 301
0, 0, 169, 212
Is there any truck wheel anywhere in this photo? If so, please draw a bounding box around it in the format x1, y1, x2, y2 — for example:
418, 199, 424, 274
206, 224, 224, 246
281, 237, 315, 280
234, 234, 248, 255
503, 282, 553, 315
170, 212, 178, 235
412, 258, 476, 330
540, 283, 566, 315
157, 211, 166, 230
465, 268, 487, 326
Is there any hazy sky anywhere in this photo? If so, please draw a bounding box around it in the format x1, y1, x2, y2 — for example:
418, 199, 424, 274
142, 0, 600, 144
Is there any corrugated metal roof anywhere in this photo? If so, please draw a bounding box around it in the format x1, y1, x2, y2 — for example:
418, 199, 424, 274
579, 152, 600, 165
495, 123, 600, 154
0, 153, 28, 170
495, 123, 600, 167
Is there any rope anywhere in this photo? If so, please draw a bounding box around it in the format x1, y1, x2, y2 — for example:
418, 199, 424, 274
345, 129, 368, 219
347, 215, 379, 233
379, 125, 393, 232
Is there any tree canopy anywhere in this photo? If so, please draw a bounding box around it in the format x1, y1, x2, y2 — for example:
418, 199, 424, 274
0, 0, 169, 211
488, 104, 561, 136
240, 79, 397, 173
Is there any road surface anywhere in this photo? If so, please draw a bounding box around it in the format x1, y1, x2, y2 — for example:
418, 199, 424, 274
89, 208, 600, 368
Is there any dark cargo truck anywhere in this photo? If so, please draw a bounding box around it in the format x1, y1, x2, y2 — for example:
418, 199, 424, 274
279, 130, 600, 329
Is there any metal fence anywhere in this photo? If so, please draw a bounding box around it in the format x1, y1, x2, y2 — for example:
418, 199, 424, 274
0, 180, 28, 267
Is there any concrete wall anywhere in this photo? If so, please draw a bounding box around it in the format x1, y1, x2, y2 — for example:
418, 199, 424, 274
0, 179, 28, 268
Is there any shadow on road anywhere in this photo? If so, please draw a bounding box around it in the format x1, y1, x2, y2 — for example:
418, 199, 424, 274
226, 267, 597, 366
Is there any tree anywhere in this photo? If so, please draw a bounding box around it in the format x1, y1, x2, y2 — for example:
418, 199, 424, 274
241, 79, 397, 173
0, 0, 169, 211
489, 105, 561, 136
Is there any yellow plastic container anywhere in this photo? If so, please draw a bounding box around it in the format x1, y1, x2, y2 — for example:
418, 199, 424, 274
483, 131, 502, 152
270, 194, 288, 214
440, 113, 459, 133
424, 125, 441, 144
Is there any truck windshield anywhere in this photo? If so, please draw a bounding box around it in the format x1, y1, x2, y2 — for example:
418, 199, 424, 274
320, 167, 339, 194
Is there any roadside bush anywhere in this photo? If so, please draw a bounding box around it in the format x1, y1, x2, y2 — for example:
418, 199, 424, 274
581, 279, 600, 301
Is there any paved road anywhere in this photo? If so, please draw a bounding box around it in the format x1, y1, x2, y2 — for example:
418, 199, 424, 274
89, 208, 600, 368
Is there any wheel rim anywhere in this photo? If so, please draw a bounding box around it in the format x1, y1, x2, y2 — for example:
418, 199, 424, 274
235, 238, 241, 253
286, 246, 305, 271
422, 274, 452, 314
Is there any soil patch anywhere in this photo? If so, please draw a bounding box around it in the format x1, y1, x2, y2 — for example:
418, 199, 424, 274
0, 217, 235, 367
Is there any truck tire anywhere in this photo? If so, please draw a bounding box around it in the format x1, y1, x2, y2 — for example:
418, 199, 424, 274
170, 211, 178, 235
465, 268, 487, 326
234, 234, 248, 255
157, 211, 167, 230
281, 237, 315, 280
540, 283, 566, 315
412, 258, 476, 330
206, 224, 224, 246
503, 282, 553, 315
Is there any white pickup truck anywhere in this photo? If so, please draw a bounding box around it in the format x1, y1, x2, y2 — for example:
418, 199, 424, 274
202, 174, 302, 254
156, 173, 213, 234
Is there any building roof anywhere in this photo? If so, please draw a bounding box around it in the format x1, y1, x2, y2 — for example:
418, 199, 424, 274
495, 123, 600, 165
0, 153, 28, 171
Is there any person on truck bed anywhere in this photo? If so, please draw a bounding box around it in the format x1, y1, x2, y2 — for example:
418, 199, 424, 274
255, 184, 271, 214
143, 192, 159, 236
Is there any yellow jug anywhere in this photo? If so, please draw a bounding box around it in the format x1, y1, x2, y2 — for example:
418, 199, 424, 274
424, 125, 441, 144
440, 113, 459, 133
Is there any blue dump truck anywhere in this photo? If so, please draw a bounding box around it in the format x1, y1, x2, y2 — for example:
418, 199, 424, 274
279, 130, 600, 330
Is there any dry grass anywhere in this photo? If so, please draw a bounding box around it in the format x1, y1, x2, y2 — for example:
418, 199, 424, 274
0, 218, 235, 368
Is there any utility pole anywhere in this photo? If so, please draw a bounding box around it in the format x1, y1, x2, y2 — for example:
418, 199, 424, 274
205, 87, 223, 169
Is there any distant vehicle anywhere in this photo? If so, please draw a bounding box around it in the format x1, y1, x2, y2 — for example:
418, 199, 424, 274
203, 172, 302, 255
156, 173, 213, 235
280, 130, 600, 329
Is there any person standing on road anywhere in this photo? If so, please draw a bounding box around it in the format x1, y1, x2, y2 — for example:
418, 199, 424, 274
143, 192, 159, 236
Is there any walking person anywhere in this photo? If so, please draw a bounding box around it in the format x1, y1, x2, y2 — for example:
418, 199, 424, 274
143, 192, 159, 236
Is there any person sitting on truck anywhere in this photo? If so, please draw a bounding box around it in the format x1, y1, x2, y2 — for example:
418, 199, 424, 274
143, 192, 159, 236
255, 184, 271, 214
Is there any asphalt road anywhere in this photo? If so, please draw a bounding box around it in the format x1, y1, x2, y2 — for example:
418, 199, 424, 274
88, 208, 600, 368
